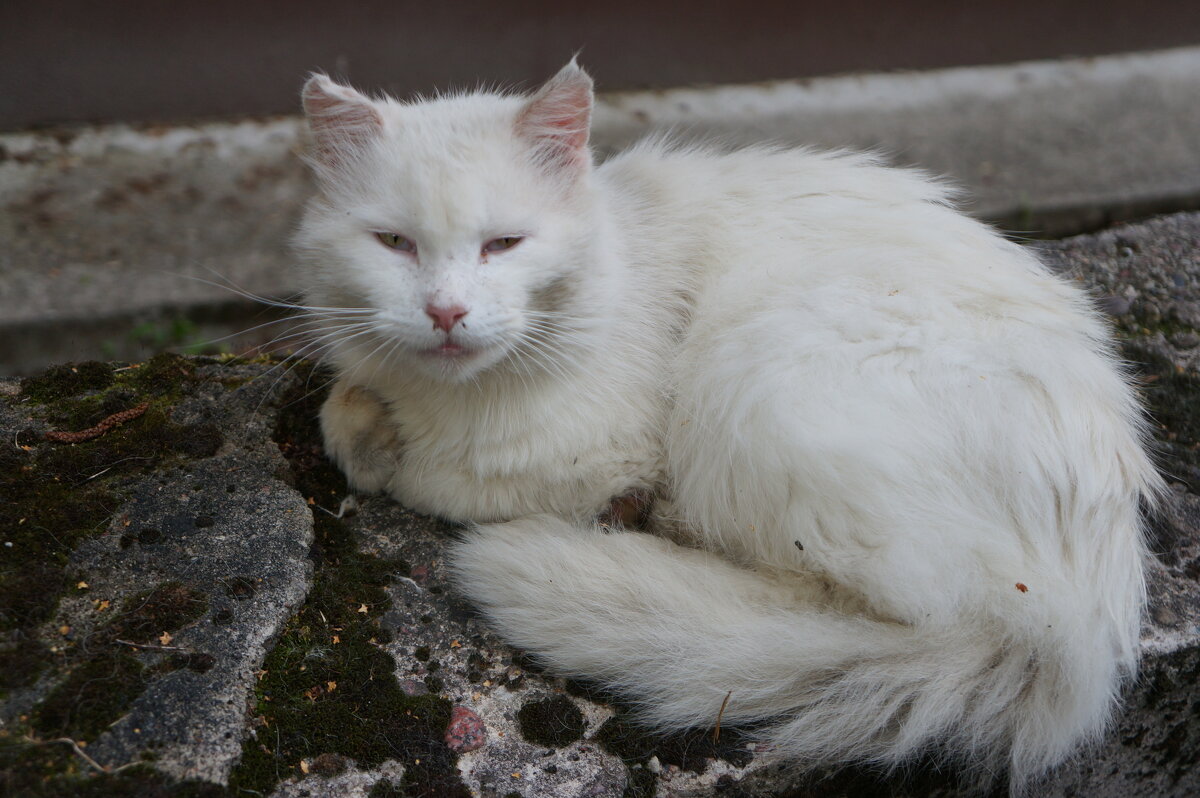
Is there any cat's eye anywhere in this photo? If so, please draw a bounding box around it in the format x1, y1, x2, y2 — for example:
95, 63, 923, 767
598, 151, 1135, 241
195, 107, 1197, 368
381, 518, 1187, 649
483, 236, 524, 253
375, 232, 417, 253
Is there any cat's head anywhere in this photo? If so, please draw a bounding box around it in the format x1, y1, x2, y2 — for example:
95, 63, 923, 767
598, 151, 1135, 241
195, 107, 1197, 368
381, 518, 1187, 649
295, 61, 602, 385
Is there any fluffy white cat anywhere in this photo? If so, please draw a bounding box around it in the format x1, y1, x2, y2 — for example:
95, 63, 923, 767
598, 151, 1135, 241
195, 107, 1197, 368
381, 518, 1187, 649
296, 61, 1161, 790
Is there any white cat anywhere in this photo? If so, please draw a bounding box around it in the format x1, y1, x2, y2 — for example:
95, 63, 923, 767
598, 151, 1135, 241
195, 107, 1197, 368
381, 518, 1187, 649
297, 62, 1161, 790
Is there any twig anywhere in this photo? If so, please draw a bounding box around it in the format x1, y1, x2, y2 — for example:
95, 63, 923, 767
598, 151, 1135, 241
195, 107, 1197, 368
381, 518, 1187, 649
114, 638, 187, 653
712, 690, 733, 743
44, 401, 150, 444
40, 737, 108, 773
19, 735, 145, 775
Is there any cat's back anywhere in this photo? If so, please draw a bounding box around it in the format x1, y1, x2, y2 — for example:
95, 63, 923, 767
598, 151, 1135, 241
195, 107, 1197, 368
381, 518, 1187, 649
598, 142, 953, 245
599, 142, 1094, 349
600, 144, 1043, 296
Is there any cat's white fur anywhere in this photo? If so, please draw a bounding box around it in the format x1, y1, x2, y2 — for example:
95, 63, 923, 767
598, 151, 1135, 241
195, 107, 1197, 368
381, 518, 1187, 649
296, 63, 1161, 789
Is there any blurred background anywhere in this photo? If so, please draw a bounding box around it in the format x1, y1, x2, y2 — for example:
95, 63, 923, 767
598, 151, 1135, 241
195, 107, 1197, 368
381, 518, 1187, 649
3, 0, 1200, 374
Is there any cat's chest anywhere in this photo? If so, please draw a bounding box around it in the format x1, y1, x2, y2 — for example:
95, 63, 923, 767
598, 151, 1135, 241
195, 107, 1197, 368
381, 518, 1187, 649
383, 383, 667, 522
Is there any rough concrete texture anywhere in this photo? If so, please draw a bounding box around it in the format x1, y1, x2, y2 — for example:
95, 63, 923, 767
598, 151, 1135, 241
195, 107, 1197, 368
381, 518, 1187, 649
1, 214, 1199, 796
0, 357, 315, 793
3, 47, 1200, 374
72, 453, 315, 783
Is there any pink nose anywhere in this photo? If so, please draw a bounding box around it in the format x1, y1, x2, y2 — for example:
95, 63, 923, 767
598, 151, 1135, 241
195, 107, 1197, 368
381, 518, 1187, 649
425, 303, 468, 332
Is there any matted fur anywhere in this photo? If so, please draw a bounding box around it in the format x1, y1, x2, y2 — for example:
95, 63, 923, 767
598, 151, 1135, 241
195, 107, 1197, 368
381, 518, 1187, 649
296, 62, 1162, 792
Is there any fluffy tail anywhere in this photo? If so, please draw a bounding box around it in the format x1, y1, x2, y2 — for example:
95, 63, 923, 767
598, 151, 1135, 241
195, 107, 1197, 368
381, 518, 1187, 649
451, 516, 1129, 788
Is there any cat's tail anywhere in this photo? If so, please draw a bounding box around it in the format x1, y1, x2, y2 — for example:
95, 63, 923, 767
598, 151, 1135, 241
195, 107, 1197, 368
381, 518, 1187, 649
451, 516, 1126, 790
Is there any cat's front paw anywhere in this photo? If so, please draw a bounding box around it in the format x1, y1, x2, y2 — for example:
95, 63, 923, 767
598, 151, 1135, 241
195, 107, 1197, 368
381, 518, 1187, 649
319, 380, 402, 493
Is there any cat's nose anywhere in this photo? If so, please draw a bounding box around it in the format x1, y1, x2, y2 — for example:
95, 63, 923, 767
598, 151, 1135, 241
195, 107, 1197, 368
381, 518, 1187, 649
425, 303, 469, 332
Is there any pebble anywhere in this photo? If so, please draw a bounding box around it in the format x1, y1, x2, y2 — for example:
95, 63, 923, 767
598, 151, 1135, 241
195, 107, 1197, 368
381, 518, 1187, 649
444, 706, 487, 753
399, 679, 429, 696
1098, 295, 1132, 316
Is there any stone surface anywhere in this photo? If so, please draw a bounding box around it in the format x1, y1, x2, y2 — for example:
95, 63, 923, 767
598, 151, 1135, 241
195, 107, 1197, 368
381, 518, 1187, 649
0, 356, 314, 793
1, 214, 1199, 795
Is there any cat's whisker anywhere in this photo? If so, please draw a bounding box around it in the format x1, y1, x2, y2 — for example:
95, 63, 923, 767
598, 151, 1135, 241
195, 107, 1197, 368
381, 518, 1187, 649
354, 331, 410, 390
507, 329, 576, 384
242, 318, 382, 412
261, 320, 379, 352
249, 343, 329, 414
181, 273, 379, 317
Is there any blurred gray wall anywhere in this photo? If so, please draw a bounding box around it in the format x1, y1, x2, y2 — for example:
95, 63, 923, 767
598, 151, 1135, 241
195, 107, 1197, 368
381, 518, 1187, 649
4, 0, 1200, 130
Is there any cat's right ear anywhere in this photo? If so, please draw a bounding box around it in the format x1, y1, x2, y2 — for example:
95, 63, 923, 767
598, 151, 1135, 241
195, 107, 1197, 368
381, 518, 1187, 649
301, 74, 383, 173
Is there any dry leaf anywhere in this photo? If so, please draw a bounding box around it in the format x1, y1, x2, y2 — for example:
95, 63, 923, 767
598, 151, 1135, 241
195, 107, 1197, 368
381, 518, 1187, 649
76, 581, 89, 589
299, 759, 310, 774
332, 635, 341, 644
326, 681, 337, 692
159, 631, 172, 645
357, 604, 369, 613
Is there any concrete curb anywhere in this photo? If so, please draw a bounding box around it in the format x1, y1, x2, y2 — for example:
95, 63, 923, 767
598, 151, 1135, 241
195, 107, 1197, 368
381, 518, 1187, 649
3, 46, 1199, 374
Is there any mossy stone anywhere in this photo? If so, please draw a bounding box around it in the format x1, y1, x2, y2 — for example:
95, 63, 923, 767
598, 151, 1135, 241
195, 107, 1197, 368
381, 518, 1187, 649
226, 361, 467, 797
517, 695, 587, 748
96, 582, 209, 647
20, 361, 115, 404
30, 652, 147, 741
595, 711, 752, 774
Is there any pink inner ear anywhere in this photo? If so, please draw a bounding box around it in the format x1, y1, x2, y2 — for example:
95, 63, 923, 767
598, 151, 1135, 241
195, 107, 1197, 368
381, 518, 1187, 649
529, 84, 590, 150
518, 67, 594, 169
302, 77, 383, 169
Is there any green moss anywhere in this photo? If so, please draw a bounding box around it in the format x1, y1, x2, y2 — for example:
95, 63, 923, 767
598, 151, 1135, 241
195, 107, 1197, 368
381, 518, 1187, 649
516, 695, 586, 748
227, 363, 467, 798
0, 476, 122, 636
595, 711, 752, 779
125, 352, 198, 398
0, 639, 54, 692
95, 582, 209, 647
30, 652, 146, 741
0, 743, 225, 798
623, 766, 658, 798
20, 361, 115, 404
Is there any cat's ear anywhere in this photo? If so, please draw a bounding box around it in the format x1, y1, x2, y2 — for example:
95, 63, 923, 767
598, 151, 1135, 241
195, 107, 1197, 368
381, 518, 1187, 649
301, 74, 383, 172
517, 60, 594, 176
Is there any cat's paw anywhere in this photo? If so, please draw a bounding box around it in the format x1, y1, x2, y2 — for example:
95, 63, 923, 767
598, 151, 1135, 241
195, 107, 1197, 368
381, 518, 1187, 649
319, 380, 402, 493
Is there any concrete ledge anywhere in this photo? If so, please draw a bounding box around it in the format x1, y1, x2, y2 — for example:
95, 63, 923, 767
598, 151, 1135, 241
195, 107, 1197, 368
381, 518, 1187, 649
3, 47, 1200, 374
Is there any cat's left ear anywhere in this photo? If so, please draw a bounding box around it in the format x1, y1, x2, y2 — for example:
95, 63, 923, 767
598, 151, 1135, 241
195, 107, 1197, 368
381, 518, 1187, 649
301, 74, 383, 173
517, 60, 594, 176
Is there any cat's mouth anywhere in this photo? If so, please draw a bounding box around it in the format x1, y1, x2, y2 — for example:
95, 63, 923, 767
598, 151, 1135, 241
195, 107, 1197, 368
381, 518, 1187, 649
420, 340, 478, 360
